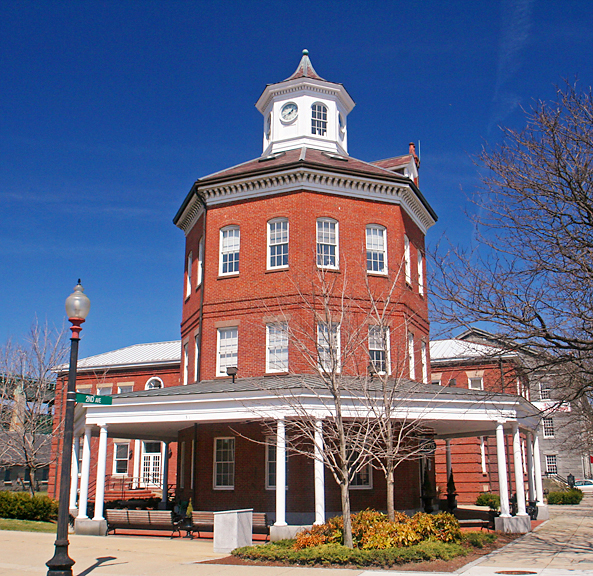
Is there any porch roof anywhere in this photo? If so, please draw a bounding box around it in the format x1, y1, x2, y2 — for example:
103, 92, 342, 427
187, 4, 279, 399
74, 375, 539, 442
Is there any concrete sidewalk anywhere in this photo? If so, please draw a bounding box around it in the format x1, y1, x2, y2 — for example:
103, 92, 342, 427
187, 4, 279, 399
1, 499, 592, 576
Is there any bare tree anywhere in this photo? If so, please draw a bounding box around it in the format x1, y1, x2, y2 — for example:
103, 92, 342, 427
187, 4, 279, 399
431, 83, 593, 403
0, 320, 68, 495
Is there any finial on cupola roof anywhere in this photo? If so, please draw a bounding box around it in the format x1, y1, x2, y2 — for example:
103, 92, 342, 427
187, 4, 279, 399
284, 48, 325, 81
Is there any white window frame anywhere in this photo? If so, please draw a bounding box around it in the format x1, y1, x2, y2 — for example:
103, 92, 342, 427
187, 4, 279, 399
540, 382, 551, 400
265, 436, 288, 490
186, 251, 193, 298
219, 226, 240, 275
183, 342, 189, 385
408, 332, 415, 380
268, 218, 289, 270
317, 322, 341, 373
350, 463, 373, 489
197, 236, 204, 287
404, 234, 411, 285
213, 437, 235, 490
217, 327, 238, 376
542, 417, 555, 438
366, 224, 387, 275
468, 377, 484, 390
266, 322, 289, 373
545, 454, 557, 475
421, 340, 428, 384
316, 218, 339, 270
97, 385, 112, 396
117, 384, 134, 394
194, 333, 200, 382
418, 250, 424, 295
112, 442, 129, 476
145, 377, 164, 390
368, 325, 390, 375
311, 102, 328, 136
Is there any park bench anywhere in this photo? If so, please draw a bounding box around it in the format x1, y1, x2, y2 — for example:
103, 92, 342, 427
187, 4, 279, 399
189, 510, 269, 540
457, 518, 490, 530
106, 509, 182, 538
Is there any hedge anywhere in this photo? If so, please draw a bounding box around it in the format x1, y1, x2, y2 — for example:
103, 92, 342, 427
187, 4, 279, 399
475, 492, 500, 509
547, 488, 583, 505
0, 491, 58, 522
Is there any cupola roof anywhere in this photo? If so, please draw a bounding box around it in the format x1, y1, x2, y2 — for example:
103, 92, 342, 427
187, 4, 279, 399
284, 49, 325, 81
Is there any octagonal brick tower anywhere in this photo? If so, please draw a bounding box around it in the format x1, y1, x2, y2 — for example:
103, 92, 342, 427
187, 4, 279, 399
173, 51, 437, 386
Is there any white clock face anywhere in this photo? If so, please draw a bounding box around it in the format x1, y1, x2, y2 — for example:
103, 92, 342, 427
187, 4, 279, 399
281, 102, 298, 122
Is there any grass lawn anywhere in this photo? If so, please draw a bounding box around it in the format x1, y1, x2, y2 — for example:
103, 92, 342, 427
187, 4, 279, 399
0, 518, 57, 533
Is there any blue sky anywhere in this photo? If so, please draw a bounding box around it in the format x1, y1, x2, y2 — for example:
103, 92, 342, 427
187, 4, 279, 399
1, 0, 591, 358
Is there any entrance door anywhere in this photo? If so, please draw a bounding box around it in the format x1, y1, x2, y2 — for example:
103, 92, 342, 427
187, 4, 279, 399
141, 442, 162, 487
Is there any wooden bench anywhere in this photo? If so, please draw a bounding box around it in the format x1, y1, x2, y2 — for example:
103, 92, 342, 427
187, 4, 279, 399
106, 509, 182, 538
189, 511, 269, 540
457, 518, 490, 531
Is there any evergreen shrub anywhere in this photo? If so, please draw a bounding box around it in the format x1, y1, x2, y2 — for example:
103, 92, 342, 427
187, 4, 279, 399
475, 493, 500, 509
0, 491, 58, 522
547, 488, 583, 505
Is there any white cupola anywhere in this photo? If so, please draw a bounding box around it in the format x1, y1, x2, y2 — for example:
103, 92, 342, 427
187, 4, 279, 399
255, 50, 355, 156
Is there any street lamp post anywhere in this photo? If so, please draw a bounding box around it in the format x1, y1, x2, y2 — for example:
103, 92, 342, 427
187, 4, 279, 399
46, 280, 90, 576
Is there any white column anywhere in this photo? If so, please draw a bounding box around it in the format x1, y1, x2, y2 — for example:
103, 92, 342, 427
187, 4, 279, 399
525, 432, 536, 502
314, 419, 325, 525
274, 418, 287, 527
496, 422, 511, 517
512, 423, 528, 516
78, 426, 92, 519
445, 439, 452, 480
93, 425, 108, 521
132, 439, 141, 488
69, 435, 80, 510
161, 442, 169, 507
533, 430, 545, 506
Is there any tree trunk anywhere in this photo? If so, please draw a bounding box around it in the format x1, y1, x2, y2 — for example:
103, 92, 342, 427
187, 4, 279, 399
386, 467, 395, 521
28, 467, 36, 497
340, 481, 353, 548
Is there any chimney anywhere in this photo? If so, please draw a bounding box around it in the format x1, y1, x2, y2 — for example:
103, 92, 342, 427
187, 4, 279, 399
409, 142, 420, 185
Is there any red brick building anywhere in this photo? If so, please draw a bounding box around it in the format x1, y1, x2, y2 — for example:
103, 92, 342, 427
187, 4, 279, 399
53, 51, 544, 536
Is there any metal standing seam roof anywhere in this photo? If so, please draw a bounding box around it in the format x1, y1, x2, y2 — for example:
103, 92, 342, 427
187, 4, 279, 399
60, 340, 181, 372
430, 339, 514, 363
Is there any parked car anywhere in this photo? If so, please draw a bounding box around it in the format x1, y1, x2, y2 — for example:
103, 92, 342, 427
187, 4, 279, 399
574, 479, 593, 493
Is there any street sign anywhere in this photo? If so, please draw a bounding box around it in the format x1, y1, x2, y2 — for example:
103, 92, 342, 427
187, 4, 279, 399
75, 392, 112, 405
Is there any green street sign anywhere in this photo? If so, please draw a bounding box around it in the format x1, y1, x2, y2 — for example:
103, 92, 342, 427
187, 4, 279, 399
75, 392, 112, 405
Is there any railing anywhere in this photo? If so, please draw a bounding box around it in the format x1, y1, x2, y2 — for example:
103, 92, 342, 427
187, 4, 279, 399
543, 472, 569, 485
82, 475, 175, 503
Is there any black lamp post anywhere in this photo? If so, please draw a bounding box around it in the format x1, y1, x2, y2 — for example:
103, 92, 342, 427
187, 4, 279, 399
47, 280, 90, 576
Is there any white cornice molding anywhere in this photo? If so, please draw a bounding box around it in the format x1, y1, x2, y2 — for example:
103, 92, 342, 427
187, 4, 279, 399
176, 167, 436, 234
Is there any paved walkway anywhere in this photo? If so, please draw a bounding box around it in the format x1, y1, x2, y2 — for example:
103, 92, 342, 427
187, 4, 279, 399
1, 499, 592, 576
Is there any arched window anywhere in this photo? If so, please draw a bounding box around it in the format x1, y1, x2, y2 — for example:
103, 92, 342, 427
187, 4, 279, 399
145, 377, 164, 390
366, 225, 387, 274
219, 226, 240, 275
311, 103, 327, 136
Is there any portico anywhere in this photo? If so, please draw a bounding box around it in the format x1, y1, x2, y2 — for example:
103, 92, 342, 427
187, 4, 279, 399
70, 376, 545, 536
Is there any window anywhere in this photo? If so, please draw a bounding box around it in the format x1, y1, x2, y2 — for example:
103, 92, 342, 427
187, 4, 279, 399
540, 382, 551, 400
366, 225, 387, 274
543, 417, 555, 438
113, 442, 129, 475
317, 322, 340, 372
311, 103, 327, 136
194, 333, 200, 382
197, 237, 204, 287
351, 464, 372, 489
214, 437, 235, 489
421, 340, 428, 384
404, 235, 411, 285
186, 252, 193, 298
418, 251, 424, 295
183, 342, 189, 385
117, 384, 133, 394
317, 218, 338, 269
97, 386, 112, 396
408, 332, 415, 379
468, 377, 483, 390
265, 437, 288, 490
266, 323, 289, 373
268, 219, 289, 269
545, 454, 557, 475
145, 377, 163, 390
217, 327, 238, 376
368, 325, 390, 374
220, 226, 240, 275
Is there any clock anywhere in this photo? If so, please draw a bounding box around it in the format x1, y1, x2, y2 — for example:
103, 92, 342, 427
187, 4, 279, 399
280, 102, 298, 122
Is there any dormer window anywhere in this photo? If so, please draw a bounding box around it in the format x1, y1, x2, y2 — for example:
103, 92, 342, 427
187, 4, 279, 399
311, 103, 327, 136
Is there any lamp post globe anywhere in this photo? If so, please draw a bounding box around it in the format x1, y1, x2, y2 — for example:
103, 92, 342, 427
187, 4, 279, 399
46, 280, 90, 576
